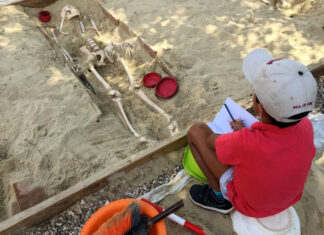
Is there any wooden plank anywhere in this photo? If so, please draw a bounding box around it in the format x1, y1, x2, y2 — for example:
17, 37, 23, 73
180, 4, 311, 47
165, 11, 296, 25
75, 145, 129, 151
0, 0, 57, 7
0, 131, 188, 235
310, 64, 324, 79
0, 0, 24, 7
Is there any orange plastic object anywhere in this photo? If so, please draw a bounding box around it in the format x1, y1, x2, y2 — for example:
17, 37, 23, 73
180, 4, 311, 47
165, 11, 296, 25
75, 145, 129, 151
80, 199, 167, 235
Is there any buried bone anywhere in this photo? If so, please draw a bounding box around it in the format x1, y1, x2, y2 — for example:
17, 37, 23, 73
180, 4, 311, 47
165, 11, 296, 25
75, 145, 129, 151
118, 57, 140, 90
136, 90, 179, 136
81, 41, 177, 137
80, 45, 106, 67
80, 46, 146, 141
88, 63, 144, 140
168, 120, 179, 136
60, 5, 80, 35
89, 16, 102, 40
104, 40, 138, 90
103, 40, 176, 127
136, 90, 172, 122
86, 38, 100, 52
112, 94, 147, 142
80, 46, 112, 90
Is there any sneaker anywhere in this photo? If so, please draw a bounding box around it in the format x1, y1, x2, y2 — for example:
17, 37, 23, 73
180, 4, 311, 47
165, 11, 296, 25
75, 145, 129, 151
189, 184, 234, 214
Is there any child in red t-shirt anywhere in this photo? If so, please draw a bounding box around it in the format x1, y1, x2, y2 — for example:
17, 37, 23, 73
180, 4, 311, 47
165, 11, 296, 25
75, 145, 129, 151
188, 49, 317, 217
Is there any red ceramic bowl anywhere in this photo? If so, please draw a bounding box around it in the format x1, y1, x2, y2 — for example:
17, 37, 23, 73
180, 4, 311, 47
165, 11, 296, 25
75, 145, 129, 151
142, 72, 161, 88
39, 11, 51, 23
155, 77, 178, 99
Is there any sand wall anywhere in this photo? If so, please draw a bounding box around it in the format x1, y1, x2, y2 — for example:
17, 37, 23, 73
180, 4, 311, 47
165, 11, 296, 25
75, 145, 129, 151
0, 1, 172, 220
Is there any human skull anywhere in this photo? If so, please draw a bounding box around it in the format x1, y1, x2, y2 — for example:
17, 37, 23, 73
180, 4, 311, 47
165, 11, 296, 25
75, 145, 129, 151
61, 5, 80, 20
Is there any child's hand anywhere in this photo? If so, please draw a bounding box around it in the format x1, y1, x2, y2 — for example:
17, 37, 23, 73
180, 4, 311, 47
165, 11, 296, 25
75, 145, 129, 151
230, 119, 245, 131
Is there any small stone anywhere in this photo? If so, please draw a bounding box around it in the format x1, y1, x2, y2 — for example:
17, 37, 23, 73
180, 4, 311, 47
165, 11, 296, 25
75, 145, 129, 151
68, 211, 75, 216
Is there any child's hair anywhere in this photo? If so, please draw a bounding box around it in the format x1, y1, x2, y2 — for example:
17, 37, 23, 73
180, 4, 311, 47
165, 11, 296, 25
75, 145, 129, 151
255, 96, 309, 128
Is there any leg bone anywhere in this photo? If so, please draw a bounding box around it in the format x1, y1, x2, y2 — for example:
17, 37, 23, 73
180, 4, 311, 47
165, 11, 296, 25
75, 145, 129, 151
89, 65, 112, 91
87, 64, 146, 141
168, 120, 179, 136
113, 96, 147, 142
136, 90, 172, 122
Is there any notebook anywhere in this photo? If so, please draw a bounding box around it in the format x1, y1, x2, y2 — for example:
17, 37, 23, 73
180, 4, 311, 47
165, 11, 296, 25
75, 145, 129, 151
207, 97, 259, 134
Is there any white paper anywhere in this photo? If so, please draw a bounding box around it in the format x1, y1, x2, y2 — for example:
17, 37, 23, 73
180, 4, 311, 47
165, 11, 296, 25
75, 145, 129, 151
308, 113, 324, 150
207, 97, 259, 134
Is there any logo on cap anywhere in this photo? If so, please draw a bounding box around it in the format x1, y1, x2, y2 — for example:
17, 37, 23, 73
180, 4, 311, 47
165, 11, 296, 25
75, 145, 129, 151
266, 59, 282, 65
293, 102, 313, 109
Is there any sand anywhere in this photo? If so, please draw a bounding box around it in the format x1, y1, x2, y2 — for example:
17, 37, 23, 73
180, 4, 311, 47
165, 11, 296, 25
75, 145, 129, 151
0, 0, 323, 231
0, 0, 172, 220
99, 0, 324, 125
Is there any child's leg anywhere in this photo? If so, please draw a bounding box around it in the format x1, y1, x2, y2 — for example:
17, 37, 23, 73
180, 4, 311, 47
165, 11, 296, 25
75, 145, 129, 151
187, 122, 231, 190
187, 122, 234, 213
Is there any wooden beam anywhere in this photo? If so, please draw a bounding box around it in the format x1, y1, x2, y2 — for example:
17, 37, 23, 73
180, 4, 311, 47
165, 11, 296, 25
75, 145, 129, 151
0, 0, 24, 7
0, 0, 57, 7
0, 131, 188, 234
310, 64, 324, 79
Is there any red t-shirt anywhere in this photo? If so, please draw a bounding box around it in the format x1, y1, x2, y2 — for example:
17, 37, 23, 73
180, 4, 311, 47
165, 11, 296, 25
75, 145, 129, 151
215, 118, 315, 218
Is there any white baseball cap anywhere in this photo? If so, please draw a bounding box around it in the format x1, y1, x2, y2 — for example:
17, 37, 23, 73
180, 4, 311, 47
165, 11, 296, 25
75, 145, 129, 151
242, 48, 317, 123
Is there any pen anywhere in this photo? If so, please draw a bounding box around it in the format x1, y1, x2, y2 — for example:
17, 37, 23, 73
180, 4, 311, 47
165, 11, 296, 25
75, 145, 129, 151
224, 104, 236, 123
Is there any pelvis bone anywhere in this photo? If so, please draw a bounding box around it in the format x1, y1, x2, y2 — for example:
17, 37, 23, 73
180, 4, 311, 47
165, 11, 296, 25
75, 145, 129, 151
80, 45, 106, 67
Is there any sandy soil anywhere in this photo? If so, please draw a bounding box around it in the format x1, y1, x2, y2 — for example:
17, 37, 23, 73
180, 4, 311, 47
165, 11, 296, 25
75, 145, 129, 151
0, 1, 172, 220
99, 0, 324, 110
0, 0, 323, 233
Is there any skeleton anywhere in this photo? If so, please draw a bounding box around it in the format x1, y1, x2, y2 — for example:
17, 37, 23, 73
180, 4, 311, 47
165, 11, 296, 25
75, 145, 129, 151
80, 45, 147, 141
60, 5, 84, 35
104, 40, 139, 91
103, 39, 179, 135
81, 37, 179, 137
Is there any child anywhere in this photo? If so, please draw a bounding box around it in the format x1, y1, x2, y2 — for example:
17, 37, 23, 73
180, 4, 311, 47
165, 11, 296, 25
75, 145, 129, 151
187, 49, 317, 217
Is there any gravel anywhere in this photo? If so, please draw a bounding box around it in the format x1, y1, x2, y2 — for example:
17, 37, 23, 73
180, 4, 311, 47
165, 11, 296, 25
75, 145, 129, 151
25, 165, 183, 235
315, 75, 324, 113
